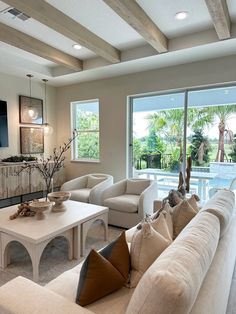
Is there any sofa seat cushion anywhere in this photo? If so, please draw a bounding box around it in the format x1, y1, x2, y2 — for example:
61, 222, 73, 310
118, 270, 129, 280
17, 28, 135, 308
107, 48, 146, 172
126, 211, 220, 314
104, 195, 139, 213
86, 286, 134, 314
70, 189, 91, 203
45, 260, 134, 314
200, 189, 235, 237
45, 263, 83, 301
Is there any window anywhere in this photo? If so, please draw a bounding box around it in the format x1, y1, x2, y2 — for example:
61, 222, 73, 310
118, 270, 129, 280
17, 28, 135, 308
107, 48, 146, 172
71, 99, 100, 161
129, 85, 236, 201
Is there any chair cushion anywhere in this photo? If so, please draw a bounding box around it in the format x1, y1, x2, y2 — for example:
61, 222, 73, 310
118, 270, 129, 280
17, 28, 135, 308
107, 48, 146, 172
128, 221, 171, 288
76, 232, 130, 306
104, 195, 139, 213
70, 188, 91, 203
87, 175, 106, 189
126, 179, 150, 195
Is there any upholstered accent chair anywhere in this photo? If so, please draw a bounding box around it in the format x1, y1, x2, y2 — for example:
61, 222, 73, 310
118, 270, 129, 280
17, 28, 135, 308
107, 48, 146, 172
60, 173, 113, 205
102, 178, 158, 228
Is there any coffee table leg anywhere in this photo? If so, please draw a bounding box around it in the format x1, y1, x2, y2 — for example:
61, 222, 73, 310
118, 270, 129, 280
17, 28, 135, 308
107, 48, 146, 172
73, 225, 81, 259
81, 212, 108, 256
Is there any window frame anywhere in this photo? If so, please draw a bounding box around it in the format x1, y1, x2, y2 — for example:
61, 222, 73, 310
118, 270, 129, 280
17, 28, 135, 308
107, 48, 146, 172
71, 99, 100, 162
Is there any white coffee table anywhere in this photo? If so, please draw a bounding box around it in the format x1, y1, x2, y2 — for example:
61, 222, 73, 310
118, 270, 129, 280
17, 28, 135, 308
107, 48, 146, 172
0, 200, 108, 282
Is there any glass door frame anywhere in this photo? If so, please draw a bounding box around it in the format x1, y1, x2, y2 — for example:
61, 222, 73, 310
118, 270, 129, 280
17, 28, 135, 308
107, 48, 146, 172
128, 82, 236, 180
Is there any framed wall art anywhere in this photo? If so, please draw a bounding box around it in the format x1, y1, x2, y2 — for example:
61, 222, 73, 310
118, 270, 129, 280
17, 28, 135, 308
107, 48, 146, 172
19, 95, 43, 125
20, 127, 44, 154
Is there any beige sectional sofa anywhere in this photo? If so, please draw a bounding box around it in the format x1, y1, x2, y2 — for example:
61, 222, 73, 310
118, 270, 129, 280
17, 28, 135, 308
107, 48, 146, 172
0, 190, 235, 314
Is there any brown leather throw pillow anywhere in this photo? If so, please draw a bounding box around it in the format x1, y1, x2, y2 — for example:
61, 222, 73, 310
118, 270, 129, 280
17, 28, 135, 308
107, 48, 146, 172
76, 231, 130, 306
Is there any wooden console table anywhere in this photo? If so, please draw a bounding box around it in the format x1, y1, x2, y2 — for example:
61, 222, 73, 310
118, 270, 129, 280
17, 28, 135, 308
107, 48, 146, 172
0, 163, 65, 200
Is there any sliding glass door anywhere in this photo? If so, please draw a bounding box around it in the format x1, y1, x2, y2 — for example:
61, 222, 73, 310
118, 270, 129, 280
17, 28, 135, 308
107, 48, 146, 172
129, 85, 236, 201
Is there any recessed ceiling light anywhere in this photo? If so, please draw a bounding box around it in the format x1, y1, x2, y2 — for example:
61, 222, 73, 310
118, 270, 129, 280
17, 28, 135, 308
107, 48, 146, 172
73, 44, 82, 50
224, 90, 229, 95
175, 11, 188, 20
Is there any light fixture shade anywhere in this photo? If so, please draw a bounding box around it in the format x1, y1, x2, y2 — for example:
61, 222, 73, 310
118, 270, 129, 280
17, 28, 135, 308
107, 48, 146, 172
43, 122, 53, 135
28, 108, 38, 120
27, 74, 38, 120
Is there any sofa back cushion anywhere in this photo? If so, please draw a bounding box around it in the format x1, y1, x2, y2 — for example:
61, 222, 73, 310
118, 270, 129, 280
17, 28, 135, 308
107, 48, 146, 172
126, 211, 220, 314
87, 175, 106, 189
200, 189, 235, 237
126, 179, 150, 195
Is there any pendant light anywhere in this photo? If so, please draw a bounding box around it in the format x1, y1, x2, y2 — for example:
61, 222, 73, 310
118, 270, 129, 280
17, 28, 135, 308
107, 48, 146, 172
42, 79, 53, 135
27, 74, 38, 120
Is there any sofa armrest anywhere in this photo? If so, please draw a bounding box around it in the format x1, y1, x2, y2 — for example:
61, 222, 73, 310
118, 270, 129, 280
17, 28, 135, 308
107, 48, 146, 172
61, 176, 88, 191
0, 276, 93, 314
139, 181, 158, 218
101, 179, 127, 204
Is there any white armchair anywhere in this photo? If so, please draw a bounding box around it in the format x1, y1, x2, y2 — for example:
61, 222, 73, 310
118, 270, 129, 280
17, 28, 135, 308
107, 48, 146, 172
60, 173, 113, 205
101, 178, 158, 228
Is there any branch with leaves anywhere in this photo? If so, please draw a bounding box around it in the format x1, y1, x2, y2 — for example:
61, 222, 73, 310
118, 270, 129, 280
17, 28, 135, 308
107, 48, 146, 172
17, 130, 78, 197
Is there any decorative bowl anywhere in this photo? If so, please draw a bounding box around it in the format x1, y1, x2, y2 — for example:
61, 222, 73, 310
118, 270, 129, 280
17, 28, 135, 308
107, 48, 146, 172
47, 191, 71, 212
29, 201, 52, 220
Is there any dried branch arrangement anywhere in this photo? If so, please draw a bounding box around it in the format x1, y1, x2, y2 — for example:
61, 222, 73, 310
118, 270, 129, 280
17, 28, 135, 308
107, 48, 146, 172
18, 130, 78, 198
10, 201, 36, 220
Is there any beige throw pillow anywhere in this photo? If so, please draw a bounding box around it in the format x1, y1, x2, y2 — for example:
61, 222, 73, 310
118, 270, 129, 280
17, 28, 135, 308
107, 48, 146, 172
129, 221, 171, 288
126, 179, 150, 195
172, 199, 197, 239
87, 175, 105, 189
152, 201, 174, 239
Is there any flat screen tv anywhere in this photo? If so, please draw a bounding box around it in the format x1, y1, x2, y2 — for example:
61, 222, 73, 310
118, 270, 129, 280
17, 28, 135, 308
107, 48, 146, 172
0, 100, 9, 147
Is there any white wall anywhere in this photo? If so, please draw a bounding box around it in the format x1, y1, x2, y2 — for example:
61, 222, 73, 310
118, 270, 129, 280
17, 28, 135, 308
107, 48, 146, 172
0, 73, 57, 159
56, 55, 236, 182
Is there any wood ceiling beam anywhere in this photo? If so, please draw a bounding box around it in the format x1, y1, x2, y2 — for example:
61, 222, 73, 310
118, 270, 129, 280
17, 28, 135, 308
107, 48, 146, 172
205, 0, 231, 39
0, 22, 83, 71
3, 0, 121, 63
103, 0, 168, 53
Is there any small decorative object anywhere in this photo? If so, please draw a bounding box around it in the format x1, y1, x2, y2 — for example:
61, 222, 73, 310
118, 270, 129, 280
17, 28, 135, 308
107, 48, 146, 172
178, 156, 192, 196
18, 131, 78, 199
2, 155, 37, 163
29, 200, 52, 220
20, 127, 44, 154
47, 191, 71, 212
9, 201, 36, 220
19, 74, 43, 124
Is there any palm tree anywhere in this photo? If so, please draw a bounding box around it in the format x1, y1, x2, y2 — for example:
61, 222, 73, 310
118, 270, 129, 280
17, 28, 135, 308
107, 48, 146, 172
147, 109, 185, 157
146, 108, 200, 158
193, 105, 236, 162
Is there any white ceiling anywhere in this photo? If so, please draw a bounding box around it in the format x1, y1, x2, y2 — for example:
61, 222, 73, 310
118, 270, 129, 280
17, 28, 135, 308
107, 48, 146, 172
0, 0, 235, 86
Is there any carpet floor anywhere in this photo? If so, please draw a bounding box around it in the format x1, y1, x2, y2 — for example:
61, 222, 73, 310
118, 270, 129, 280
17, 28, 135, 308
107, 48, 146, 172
0, 222, 235, 313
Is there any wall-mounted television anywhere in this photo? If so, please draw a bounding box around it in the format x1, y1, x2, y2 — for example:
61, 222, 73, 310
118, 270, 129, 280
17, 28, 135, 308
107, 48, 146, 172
0, 100, 9, 147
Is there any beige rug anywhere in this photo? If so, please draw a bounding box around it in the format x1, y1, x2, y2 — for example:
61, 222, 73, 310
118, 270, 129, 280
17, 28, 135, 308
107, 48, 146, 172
0, 223, 123, 286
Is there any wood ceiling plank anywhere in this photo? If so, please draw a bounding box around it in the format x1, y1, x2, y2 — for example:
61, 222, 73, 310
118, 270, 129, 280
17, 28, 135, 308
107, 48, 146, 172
205, 0, 231, 39
0, 22, 82, 71
3, 0, 121, 63
103, 0, 168, 53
